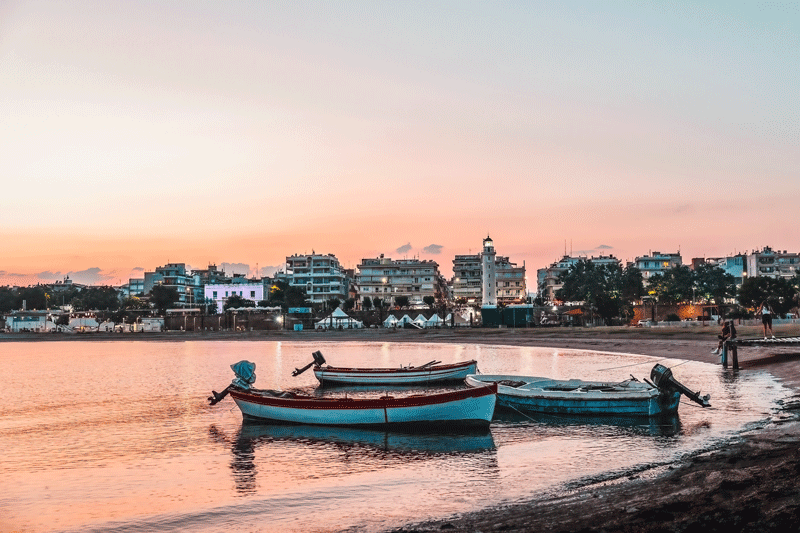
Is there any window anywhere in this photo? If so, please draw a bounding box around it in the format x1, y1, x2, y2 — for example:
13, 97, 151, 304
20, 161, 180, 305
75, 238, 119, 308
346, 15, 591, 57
213, 291, 217, 298
250, 291, 256, 298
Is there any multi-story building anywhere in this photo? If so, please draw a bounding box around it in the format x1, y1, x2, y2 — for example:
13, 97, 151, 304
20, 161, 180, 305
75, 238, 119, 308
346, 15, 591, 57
746, 246, 800, 280
355, 255, 442, 307
451, 236, 527, 306
204, 283, 265, 313
496, 256, 526, 305
634, 252, 682, 284
537, 254, 620, 302
451, 254, 482, 304
692, 255, 746, 285
285, 253, 348, 305
143, 263, 199, 307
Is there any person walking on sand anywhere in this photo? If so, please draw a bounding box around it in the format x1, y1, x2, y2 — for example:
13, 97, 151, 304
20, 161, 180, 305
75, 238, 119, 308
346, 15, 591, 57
757, 301, 775, 339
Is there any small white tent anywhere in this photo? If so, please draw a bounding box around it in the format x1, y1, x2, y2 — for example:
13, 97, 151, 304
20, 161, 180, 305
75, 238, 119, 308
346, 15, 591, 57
425, 314, 443, 328
412, 314, 427, 327
398, 314, 413, 326
383, 314, 399, 328
316, 307, 364, 330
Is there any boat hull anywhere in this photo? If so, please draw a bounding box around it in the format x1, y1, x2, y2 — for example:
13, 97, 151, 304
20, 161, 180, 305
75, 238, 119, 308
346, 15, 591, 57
230, 383, 497, 429
466, 374, 680, 417
313, 360, 477, 385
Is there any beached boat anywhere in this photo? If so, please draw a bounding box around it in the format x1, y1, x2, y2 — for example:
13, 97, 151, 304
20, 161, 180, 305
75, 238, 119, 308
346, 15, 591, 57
210, 360, 496, 428
465, 364, 709, 417
291, 350, 478, 385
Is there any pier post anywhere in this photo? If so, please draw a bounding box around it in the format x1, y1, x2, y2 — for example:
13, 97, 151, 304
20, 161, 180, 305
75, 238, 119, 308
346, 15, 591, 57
721, 341, 728, 368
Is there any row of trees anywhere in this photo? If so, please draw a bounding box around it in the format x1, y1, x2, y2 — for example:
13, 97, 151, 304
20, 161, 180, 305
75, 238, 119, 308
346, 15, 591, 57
554, 261, 800, 323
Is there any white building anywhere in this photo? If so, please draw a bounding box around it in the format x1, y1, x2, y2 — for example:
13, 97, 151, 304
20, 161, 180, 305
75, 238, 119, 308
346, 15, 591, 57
285, 253, 348, 304
745, 246, 800, 280
204, 283, 265, 313
355, 255, 442, 307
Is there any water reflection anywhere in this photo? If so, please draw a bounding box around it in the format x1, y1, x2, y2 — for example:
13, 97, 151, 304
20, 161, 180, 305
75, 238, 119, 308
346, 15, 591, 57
492, 408, 684, 438
210, 422, 497, 494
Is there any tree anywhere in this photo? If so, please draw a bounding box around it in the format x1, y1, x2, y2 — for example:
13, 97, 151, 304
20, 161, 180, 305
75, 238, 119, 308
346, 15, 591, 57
0, 287, 16, 313
78, 286, 121, 311
224, 294, 255, 311
284, 286, 309, 308
362, 296, 373, 310
738, 276, 796, 315
16, 286, 47, 310
326, 298, 341, 311
694, 264, 736, 305
395, 295, 410, 309
343, 298, 355, 312
150, 285, 180, 315
423, 295, 435, 309
647, 266, 694, 304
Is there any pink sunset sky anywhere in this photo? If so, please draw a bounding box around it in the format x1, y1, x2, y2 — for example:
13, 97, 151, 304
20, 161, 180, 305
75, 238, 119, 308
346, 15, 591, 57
1, 1, 797, 288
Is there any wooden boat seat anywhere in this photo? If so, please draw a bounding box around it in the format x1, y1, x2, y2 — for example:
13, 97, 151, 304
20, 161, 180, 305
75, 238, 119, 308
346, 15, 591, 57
250, 389, 298, 399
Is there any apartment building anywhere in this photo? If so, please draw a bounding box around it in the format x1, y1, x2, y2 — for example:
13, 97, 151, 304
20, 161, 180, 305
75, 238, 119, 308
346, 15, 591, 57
451, 254, 482, 304
537, 254, 620, 302
746, 246, 800, 280
496, 256, 526, 305
355, 255, 442, 307
634, 252, 682, 283
143, 263, 199, 307
285, 253, 348, 304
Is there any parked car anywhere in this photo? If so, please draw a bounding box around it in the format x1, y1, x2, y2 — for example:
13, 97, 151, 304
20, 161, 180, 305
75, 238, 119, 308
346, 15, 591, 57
636, 319, 655, 327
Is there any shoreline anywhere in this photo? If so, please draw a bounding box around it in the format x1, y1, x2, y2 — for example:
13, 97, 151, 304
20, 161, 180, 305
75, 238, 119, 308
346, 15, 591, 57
4, 326, 800, 531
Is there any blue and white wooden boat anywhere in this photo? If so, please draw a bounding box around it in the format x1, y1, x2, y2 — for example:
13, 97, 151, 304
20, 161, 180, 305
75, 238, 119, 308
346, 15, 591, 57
292, 350, 478, 385
465, 364, 709, 417
210, 360, 496, 429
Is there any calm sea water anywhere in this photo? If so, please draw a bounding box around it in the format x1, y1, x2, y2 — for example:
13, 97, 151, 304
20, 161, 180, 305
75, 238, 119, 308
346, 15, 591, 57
0, 340, 789, 533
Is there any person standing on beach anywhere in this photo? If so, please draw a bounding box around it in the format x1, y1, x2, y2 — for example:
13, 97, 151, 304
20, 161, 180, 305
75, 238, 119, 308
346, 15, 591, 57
757, 301, 775, 339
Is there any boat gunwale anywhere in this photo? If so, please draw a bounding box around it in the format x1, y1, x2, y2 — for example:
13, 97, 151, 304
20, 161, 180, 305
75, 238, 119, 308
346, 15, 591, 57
230, 381, 496, 410
317, 359, 477, 375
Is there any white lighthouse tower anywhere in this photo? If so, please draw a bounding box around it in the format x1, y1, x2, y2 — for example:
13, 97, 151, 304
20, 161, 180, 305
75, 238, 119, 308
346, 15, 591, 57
481, 235, 497, 308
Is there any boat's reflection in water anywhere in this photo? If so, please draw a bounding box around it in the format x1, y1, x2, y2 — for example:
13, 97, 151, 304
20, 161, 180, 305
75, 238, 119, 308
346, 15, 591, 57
492, 408, 683, 438
210, 421, 497, 494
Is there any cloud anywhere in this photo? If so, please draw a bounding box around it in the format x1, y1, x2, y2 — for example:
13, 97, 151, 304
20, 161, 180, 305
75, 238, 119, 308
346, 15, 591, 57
66, 267, 105, 285
35, 271, 63, 282
423, 244, 443, 254
221, 262, 250, 276
396, 243, 412, 254
258, 265, 283, 277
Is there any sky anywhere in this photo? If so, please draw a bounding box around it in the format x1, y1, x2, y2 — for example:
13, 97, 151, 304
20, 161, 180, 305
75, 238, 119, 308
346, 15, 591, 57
1, 1, 798, 288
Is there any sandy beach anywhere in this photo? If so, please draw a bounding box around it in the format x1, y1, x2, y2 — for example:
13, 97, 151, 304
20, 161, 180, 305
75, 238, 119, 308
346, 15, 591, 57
4, 324, 800, 531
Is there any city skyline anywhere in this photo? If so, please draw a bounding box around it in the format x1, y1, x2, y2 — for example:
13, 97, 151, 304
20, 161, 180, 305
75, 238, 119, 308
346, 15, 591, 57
2, 1, 797, 287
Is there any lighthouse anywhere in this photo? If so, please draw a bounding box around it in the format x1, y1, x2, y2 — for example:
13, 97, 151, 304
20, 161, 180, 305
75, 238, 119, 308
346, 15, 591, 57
481, 235, 497, 308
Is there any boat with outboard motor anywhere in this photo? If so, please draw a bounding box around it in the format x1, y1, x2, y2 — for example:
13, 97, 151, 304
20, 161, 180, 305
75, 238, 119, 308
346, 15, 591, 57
210, 360, 497, 428
465, 364, 709, 417
291, 350, 478, 385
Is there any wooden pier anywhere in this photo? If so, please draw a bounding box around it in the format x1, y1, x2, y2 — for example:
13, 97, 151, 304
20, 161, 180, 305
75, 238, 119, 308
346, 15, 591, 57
722, 336, 800, 369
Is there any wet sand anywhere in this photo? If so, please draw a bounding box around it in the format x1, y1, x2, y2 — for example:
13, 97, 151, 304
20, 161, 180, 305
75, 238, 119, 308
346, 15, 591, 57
4, 324, 800, 531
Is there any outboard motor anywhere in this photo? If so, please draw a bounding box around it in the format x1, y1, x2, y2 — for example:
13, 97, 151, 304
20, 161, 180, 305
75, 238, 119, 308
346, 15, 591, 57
650, 364, 710, 408
292, 350, 327, 377
209, 360, 257, 405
